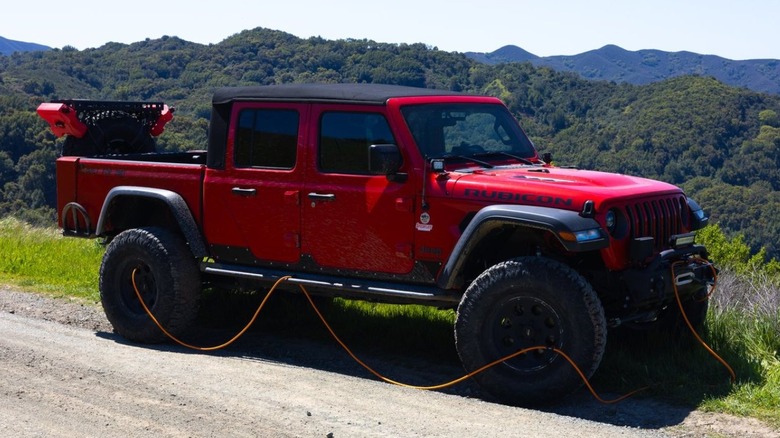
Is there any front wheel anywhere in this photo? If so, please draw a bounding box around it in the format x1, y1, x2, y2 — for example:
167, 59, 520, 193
99, 227, 201, 343
455, 257, 607, 406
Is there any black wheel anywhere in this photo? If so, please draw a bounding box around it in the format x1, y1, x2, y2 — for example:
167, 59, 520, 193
99, 227, 201, 343
455, 257, 607, 406
62, 135, 99, 156
62, 115, 155, 156
99, 116, 156, 154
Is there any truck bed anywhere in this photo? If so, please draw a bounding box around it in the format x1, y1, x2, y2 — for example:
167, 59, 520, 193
56, 150, 208, 236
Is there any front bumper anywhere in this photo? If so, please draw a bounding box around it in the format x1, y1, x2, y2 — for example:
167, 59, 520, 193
613, 244, 715, 321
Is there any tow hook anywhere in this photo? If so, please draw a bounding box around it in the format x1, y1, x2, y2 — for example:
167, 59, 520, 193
674, 271, 695, 286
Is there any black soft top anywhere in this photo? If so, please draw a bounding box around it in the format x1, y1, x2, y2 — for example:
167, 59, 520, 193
212, 83, 463, 105
207, 83, 464, 170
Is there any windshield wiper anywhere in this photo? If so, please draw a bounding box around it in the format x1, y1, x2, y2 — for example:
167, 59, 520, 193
441, 154, 494, 169
475, 151, 536, 166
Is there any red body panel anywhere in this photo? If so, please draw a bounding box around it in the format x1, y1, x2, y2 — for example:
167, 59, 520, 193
58, 158, 205, 235
202, 102, 308, 264
300, 103, 417, 274
424, 166, 686, 271
56, 157, 79, 228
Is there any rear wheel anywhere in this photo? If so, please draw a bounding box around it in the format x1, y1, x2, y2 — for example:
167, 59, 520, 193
455, 257, 607, 406
99, 227, 200, 343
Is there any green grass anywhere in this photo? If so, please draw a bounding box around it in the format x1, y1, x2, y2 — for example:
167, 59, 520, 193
0, 217, 103, 301
326, 299, 458, 360
593, 309, 780, 427
1, 217, 778, 428
583, 270, 780, 428
697, 300, 780, 426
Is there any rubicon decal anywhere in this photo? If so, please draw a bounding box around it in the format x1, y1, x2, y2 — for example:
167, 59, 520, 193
463, 189, 573, 207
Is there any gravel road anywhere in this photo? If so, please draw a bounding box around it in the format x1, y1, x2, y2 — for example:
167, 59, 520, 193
0, 287, 777, 437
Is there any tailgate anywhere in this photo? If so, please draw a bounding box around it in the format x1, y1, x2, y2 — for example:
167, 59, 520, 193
56, 157, 80, 231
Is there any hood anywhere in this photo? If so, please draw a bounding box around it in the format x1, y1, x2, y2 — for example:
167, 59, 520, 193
448, 166, 683, 211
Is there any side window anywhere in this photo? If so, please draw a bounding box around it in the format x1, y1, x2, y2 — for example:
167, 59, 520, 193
319, 112, 395, 174
235, 109, 298, 169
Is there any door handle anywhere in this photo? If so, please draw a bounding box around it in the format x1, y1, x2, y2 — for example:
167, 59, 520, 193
231, 187, 257, 196
307, 192, 336, 201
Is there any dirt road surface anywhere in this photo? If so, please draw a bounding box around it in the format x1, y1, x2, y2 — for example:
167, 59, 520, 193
1, 287, 777, 437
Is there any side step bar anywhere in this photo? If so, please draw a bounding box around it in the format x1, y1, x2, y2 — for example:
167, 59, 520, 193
201, 262, 460, 306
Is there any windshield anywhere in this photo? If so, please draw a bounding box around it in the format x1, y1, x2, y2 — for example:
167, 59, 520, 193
400, 103, 537, 162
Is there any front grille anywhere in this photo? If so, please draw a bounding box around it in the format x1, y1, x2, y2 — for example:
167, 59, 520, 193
623, 196, 687, 251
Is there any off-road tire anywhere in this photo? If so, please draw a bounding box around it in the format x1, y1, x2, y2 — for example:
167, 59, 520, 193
99, 227, 200, 343
455, 256, 607, 406
63, 115, 155, 156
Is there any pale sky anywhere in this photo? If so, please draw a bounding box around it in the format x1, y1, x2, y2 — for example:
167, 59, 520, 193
3, 0, 778, 60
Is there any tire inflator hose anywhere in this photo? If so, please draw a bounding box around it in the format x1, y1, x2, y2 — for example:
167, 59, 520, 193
131, 260, 732, 404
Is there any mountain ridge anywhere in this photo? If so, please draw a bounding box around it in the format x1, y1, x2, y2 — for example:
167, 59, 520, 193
0, 36, 50, 56
3, 32, 779, 94
465, 44, 780, 94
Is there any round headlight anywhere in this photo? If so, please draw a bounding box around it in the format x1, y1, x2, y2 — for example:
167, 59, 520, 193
605, 210, 617, 233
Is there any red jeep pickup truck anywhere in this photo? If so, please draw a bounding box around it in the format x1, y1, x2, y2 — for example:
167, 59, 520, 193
38, 83, 714, 405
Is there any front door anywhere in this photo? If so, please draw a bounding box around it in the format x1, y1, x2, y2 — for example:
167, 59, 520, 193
301, 106, 416, 274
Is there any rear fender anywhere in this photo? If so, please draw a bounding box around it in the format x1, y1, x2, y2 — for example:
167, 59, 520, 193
96, 186, 207, 258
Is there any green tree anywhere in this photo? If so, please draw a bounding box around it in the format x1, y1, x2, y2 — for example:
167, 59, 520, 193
1, 28, 779, 260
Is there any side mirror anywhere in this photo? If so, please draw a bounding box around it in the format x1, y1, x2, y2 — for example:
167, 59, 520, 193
686, 198, 709, 231
368, 144, 402, 175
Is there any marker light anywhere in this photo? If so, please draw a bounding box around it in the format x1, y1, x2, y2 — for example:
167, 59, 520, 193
574, 228, 604, 242
559, 228, 604, 243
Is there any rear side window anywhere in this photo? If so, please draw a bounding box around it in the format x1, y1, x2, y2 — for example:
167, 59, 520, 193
319, 112, 395, 174
235, 109, 299, 169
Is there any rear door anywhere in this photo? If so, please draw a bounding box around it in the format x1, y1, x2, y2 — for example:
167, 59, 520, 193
301, 105, 416, 274
203, 102, 307, 264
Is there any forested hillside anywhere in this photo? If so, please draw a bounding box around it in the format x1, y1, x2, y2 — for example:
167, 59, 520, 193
1, 28, 779, 257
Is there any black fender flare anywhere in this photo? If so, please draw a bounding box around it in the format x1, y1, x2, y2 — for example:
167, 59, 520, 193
437, 205, 608, 290
96, 186, 208, 258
